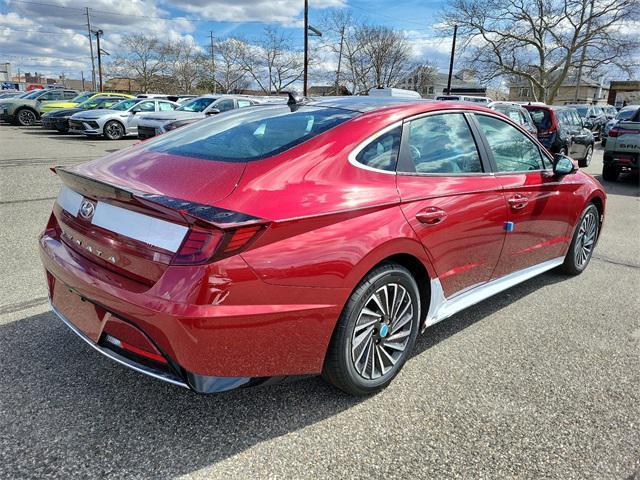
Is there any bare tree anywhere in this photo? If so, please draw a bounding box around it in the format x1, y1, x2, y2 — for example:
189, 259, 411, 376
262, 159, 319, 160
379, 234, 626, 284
441, 0, 640, 103
110, 34, 167, 93
241, 27, 304, 94
212, 38, 250, 93
163, 40, 204, 94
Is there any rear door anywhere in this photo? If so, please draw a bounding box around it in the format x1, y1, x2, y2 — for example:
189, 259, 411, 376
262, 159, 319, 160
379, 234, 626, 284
127, 99, 156, 131
396, 111, 507, 298
471, 113, 576, 278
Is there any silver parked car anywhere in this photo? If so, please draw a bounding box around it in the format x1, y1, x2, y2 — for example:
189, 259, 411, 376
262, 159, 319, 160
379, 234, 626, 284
488, 101, 538, 135
68, 98, 180, 140
602, 105, 639, 147
136, 95, 259, 140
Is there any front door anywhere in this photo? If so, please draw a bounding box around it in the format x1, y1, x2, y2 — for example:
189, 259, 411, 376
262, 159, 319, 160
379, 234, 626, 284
396, 112, 507, 298
472, 113, 576, 278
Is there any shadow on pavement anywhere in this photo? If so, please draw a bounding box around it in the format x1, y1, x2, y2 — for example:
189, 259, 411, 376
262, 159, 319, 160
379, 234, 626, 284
592, 173, 639, 197
0, 270, 568, 478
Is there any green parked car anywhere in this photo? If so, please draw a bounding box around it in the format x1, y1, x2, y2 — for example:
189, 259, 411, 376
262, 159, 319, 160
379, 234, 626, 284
0, 88, 78, 126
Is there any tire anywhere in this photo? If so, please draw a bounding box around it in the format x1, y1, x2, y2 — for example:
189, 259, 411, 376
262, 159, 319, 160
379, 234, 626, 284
561, 203, 599, 275
602, 164, 619, 182
16, 108, 37, 126
103, 120, 125, 140
578, 144, 593, 168
322, 263, 421, 395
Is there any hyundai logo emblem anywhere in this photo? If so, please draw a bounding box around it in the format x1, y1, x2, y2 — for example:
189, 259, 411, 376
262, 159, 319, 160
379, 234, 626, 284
79, 199, 95, 220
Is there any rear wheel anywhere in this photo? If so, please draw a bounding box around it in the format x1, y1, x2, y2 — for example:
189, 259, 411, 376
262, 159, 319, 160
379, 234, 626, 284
104, 120, 125, 140
17, 108, 37, 126
322, 263, 420, 395
602, 164, 619, 182
579, 144, 593, 168
561, 204, 599, 275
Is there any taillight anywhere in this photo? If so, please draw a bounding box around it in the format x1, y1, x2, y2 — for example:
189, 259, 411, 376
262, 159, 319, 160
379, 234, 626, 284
172, 225, 265, 265
608, 128, 639, 137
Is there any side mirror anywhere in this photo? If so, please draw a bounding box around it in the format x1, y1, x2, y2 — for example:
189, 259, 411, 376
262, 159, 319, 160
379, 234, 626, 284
553, 154, 577, 175
206, 108, 220, 116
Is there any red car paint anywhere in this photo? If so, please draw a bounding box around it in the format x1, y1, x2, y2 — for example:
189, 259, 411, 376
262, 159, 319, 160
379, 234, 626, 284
39, 98, 606, 393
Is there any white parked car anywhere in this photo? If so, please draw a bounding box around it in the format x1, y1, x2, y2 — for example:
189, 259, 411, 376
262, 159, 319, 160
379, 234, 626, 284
436, 94, 493, 104
136, 95, 259, 140
68, 98, 180, 140
368, 88, 421, 98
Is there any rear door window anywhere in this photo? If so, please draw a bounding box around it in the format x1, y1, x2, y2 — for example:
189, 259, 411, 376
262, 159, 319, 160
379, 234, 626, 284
216, 99, 235, 112
401, 113, 482, 174
158, 101, 175, 111
475, 114, 545, 172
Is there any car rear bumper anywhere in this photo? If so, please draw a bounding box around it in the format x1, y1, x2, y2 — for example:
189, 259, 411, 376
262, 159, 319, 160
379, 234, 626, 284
39, 229, 344, 392
603, 151, 639, 172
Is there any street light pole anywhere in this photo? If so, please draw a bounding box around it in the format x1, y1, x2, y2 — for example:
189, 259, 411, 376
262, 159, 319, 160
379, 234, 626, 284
446, 25, 458, 95
303, 0, 309, 96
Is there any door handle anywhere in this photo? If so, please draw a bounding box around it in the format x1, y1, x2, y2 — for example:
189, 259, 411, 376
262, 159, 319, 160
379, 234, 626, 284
416, 207, 447, 225
508, 194, 529, 210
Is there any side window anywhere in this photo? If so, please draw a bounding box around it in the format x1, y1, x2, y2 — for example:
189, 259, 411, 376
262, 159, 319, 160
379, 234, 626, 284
475, 115, 545, 172
158, 101, 175, 111
216, 99, 235, 112
508, 110, 521, 123
403, 113, 482, 174
354, 126, 401, 172
64, 91, 77, 99
137, 101, 156, 112
237, 100, 252, 108
42, 91, 61, 101
572, 111, 582, 127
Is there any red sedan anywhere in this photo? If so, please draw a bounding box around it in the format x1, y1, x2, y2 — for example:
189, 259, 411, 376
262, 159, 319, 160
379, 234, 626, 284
39, 97, 606, 395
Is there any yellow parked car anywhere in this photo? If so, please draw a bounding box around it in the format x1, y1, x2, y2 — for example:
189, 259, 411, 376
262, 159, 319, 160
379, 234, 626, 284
39, 92, 134, 114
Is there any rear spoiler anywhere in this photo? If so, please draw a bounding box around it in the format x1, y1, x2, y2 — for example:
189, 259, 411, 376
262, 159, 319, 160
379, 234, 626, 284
52, 166, 266, 229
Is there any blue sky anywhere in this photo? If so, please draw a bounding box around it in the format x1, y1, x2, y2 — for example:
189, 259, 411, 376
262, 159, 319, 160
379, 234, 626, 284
0, 0, 454, 80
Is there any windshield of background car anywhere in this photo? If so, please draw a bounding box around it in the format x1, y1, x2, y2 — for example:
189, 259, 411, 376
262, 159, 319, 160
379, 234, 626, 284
574, 106, 588, 117
71, 92, 94, 103
22, 90, 45, 99
177, 97, 217, 112
144, 105, 358, 162
111, 98, 142, 111
79, 97, 122, 109
528, 108, 552, 130
617, 109, 637, 120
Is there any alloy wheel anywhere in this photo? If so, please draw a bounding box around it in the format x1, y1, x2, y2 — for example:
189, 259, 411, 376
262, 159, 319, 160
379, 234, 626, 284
575, 210, 597, 268
18, 110, 36, 126
351, 283, 414, 380
105, 121, 124, 140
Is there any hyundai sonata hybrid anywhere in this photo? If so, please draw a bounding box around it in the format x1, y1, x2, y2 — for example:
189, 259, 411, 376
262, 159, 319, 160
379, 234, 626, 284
39, 96, 606, 395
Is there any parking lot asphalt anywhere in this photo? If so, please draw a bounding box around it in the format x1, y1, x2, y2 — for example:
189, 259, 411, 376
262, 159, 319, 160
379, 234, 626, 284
0, 125, 639, 479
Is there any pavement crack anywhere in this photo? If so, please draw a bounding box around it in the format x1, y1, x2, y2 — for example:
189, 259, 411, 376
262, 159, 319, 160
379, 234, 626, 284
593, 255, 640, 270
0, 297, 49, 315
0, 196, 56, 205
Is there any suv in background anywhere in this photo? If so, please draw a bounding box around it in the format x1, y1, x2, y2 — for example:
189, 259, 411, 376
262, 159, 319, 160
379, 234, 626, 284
136, 94, 259, 140
602, 106, 640, 181
602, 105, 618, 120
435, 95, 493, 104
566, 104, 607, 141
524, 104, 595, 167
488, 101, 538, 135
602, 105, 639, 147
0, 88, 78, 125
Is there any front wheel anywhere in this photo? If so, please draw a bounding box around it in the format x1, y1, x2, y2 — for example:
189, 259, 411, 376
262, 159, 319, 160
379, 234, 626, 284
103, 120, 125, 140
561, 204, 599, 275
579, 144, 593, 168
17, 109, 37, 126
322, 263, 420, 395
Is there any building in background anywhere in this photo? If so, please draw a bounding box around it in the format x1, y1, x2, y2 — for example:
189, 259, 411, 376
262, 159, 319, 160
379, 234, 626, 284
399, 67, 491, 98
508, 74, 610, 105
607, 80, 640, 108
0, 63, 11, 82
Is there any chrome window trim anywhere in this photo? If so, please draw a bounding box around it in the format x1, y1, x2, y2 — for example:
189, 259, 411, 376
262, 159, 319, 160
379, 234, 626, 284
50, 301, 189, 389
422, 256, 564, 331
347, 121, 403, 175
56, 186, 83, 216
92, 201, 188, 253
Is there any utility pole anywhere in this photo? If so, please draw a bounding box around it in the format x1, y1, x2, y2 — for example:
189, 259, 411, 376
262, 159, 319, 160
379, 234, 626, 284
446, 25, 457, 96
94, 30, 104, 92
303, 0, 309, 96
574, 0, 595, 102
335, 25, 345, 95
85, 7, 96, 91
210, 31, 216, 94
81, 71, 85, 90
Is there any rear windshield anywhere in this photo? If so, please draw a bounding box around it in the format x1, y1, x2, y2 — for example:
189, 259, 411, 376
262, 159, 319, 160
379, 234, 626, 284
177, 97, 216, 112
527, 108, 552, 130
617, 108, 637, 120
144, 105, 358, 162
